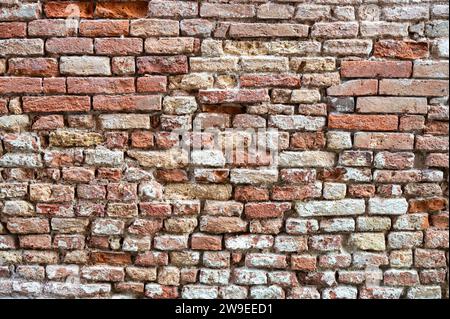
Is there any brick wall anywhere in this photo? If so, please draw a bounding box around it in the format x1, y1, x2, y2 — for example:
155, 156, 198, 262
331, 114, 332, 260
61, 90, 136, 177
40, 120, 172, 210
0, 0, 448, 299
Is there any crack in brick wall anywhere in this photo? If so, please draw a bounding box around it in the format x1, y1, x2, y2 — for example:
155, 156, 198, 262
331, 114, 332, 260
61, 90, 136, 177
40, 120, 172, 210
0, 0, 449, 299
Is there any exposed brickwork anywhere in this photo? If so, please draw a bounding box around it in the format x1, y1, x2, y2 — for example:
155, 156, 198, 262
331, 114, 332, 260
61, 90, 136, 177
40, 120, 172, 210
0, 0, 449, 299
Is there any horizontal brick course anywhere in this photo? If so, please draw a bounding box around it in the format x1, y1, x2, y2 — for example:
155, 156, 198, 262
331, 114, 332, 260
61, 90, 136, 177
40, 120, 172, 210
0, 0, 448, 301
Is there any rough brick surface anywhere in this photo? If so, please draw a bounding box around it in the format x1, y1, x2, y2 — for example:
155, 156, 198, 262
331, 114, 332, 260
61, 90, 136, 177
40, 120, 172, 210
0, 0, 448, 300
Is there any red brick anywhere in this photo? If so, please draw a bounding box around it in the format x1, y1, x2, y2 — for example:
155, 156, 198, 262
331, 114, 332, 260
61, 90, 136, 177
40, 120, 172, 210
327, 80, 378, 96
93, 95, 161, 112
379, 79, 449, 97
0, 22, 26, 38
79, 20, 129, 37
425, 121, 449, 135
272, 185, 321, 201
240, 74, 301, 88
107, 183, 137, 202
67, 77, 135, 94
97, 168, 122, 182
115, 282, 144, 295
131, 131, 154, 149
23, 96, 90, 113
409, 198, 447, 213
291, 255, 317, 271
399, 115, 426, 131
191, 234, 222, 251
245, 203, 291, 219
426, 153, 449, 168
104, 132, 128, 148
95, 1, 148, 18
0, 99, 7, 114
431, 213, 449, 229
154, 170, 189, 183
137, 76, 167, 93
145, 284, 178, 299
137, 56, 189, 74
95, 38, 143, 55
62, 167, 95, 183
28, 20, 76, 37
416, 135, 449, 151
36, 204, 74, 217
198, 89, 270, 104
0, 77, 42, 94
54, 234, 85, 250
32, 115, 64, 130
7, 218, 50, 234
200, 216, 247, 233
44, 2, 94, 18
19, 235, 52, 250
90, 252, 132, 266
374, 40, 429, 59
140, 203, 172, 217
281, 169, 316, 184
354, 133, 414, 150
291, 132, 326, 150
43, 78, 66, 94
329, 114, 398, 131
234, 186, 270, 202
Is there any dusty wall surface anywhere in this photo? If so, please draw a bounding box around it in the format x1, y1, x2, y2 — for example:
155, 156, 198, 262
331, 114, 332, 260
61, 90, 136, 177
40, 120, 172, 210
0, 0, 449, 299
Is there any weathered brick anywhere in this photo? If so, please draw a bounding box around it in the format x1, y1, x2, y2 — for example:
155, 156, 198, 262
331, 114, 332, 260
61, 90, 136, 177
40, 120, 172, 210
200, 216, 247, 234
311, 22, 359, 38
296, 199, 365, 217
137, 56, 188, 74
374, 40, 429, 59
60, 56, 109, 76
341, 61, 412, 78
199, 89, 270, 104
46, 38, 93, 55
79, 20, 129, 37
130, 19, 179, 37
94, 95, 160, 112
8, 58, 58, 77
0, 22, 26, 38
95, 38, 143, 55
67, 78, 135, 95
354, 133, 414, 150
323, 40, 372, 56
229, 23, 308, 38
329, 114, 398, 131
379, 79, 449, 97
0, 39, 43, 56
149, 1, 198, 18
0, 3, 40, 21
43, 2, 94, 18
360, 22, 409, 37
0, 77, 42, 94
279, 151, 335, 168
0, 0, 447, 300
94, 2, 147, 18
327, 80, 378, 96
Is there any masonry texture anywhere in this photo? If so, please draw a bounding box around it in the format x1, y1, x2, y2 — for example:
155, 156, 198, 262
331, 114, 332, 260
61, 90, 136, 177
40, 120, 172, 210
0, 0, 449, 299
